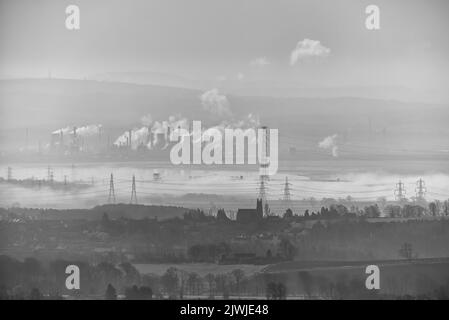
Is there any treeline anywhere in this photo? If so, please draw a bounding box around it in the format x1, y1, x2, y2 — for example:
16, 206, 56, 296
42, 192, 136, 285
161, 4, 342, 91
294, 219, 449, 260
0, 255, 283, 300
177, 201, 449, 223
2, 255, 449, 300
0, 255, 144, 299
284, 201, 448, 221
2, 199, 447, 225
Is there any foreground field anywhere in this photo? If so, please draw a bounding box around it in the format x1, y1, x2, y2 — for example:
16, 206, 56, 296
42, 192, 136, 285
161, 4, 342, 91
261, 258, 449, 297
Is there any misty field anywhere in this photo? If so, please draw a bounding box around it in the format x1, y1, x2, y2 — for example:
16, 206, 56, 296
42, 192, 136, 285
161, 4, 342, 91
1, 159, 448, 210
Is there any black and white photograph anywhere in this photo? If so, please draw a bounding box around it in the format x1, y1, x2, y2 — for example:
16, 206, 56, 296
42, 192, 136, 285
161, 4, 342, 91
1, 0, 449, 307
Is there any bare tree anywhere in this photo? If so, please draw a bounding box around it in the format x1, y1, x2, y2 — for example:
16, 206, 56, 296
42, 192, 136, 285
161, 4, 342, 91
232, 269, 245, 298
205, 273, 215, 299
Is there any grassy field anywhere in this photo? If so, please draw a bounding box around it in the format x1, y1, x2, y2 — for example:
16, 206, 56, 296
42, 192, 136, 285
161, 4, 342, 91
261, 258, 449, 296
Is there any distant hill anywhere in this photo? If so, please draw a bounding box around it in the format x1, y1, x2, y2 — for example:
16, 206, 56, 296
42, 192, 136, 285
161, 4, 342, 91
1, 78, 448, 157
88, 71, 205, 90
0, 79, 201, 129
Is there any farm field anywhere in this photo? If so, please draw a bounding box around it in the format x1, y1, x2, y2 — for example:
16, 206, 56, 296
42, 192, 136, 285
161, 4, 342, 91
261, 258, 449, 297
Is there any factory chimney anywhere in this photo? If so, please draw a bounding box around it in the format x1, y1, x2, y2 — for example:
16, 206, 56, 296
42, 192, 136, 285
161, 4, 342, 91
147, 126, 152, 148
59, 130, 64, 147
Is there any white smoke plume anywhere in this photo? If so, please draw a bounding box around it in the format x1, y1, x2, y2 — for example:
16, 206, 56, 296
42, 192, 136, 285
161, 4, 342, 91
75, 124, 102, 137
141, 113, 153, 126
193, 114, 261, 144
167, 115, 189, 131
114, 114, 189, 150
133, 127, 151, 148
200, 88, 232, 117
150, 115, 189, 149
114, 127, 149, 150
113, 111, 262, 150
52, 124, 102, 137
52, 127, 72, 135
318, 134, 339, 157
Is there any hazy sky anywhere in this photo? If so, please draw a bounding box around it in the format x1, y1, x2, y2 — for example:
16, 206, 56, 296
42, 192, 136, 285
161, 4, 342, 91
1, 0, 448, 94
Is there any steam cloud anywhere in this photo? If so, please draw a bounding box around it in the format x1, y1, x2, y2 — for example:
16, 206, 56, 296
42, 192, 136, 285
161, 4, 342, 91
52, 124, 102, 137
140, 114, 153, 126
75, 125, 103, 137
290, 39, 330, 65
52, 127, 72, 135
200, 88, 232, 117
113, 112, 261, 150
318, 134, 339, 157
114, 114, 189, 150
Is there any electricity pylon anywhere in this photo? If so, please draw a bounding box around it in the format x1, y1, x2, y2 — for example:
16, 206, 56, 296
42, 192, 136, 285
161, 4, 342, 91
108, 173, 116, 204
130, 174, 138, 204
283, 176, 292, 202
415, 178, 426, 201
394, 180, 406, 201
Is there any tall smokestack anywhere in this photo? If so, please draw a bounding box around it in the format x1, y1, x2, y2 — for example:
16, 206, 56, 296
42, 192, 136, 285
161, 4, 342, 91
166, 126, 171, 145
147, 126, 152, 148
60, 130, 64, 147
128, 130, 132, 149
72, 126, 78, 151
